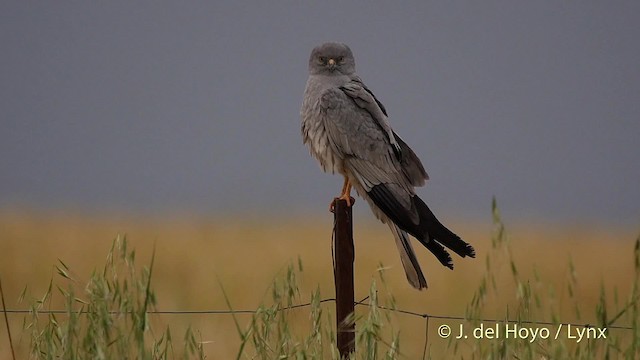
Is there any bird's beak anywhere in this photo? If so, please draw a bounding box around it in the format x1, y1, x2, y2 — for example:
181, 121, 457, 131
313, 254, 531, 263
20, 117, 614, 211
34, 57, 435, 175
328, 58, 336, 66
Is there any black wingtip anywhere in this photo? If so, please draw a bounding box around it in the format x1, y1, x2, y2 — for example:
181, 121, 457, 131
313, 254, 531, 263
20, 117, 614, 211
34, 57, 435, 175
425, 240, 454, 269
366, 183, 475, 269
413, 196, 476, 259
449, 239, 476, 258
466, 244, 476, 258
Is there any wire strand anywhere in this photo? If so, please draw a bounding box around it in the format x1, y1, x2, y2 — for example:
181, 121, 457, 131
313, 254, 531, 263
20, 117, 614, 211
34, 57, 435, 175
3, 298, 633, 330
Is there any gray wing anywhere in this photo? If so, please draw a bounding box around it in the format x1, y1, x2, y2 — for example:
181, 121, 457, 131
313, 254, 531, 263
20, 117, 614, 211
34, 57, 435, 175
339, 76, 401, 157
319, 80, 430, 288
342, 76, 428, 186
319, 78, 428, 197
319, 78, 475, 290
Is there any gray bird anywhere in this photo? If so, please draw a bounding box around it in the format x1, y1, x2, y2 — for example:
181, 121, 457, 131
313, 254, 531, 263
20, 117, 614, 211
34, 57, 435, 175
301, 42, 475, 290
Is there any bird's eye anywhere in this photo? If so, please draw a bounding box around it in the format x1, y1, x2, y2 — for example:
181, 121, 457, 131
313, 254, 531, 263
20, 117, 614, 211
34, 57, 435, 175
337, 56, 344, 63
318, 56, 327, 63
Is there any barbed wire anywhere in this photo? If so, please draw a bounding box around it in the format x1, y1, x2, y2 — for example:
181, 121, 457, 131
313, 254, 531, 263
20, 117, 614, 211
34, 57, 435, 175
2, 218, 637, 359
3, 296, 635, 330
2, 295, 636, 360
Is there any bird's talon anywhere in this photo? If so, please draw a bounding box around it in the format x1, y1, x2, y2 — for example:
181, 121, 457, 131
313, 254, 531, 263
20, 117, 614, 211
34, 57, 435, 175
329, 199, 338, 213
340, 195, 352, 207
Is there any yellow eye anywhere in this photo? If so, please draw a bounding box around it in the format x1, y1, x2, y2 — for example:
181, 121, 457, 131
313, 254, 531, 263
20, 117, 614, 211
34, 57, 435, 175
337, 56, 344, 63
319, 56, 327, 63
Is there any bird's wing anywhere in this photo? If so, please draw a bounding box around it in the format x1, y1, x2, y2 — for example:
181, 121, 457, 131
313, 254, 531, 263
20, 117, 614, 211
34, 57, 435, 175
317, 77, 474, 285
319, 80, 423, 223
340, 76, 401, 157
341, 76, 429, 186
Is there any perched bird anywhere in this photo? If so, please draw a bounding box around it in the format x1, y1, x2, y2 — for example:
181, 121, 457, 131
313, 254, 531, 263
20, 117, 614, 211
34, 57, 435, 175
300, 42, 475, 290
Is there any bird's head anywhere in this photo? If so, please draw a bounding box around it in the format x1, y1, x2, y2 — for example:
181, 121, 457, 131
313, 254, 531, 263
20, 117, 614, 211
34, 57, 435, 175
308, 42, 356, 76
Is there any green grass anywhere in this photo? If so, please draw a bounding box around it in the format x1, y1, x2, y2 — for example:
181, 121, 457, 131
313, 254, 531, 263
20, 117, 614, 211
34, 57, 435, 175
17, 236, 205, 360
227, 261, 402, 359
453, 198, 640, 359
5, 200, 639, 359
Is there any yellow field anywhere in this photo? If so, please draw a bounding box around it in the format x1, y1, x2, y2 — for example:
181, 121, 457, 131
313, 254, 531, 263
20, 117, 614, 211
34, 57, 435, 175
0, 210, 638, 358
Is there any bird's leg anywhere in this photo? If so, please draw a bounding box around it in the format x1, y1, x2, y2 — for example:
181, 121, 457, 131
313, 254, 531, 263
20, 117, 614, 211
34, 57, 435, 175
338, 179, 352, 205
330, 176, 354, 212
339, 176, 349, 197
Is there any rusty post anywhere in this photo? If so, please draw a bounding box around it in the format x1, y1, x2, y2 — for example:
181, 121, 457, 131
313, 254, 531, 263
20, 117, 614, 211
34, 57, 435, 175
332, 198, 355, 358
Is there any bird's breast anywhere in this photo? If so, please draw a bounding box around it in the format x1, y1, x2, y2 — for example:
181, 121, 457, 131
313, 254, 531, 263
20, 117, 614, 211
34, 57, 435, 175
301, 84, 344, 175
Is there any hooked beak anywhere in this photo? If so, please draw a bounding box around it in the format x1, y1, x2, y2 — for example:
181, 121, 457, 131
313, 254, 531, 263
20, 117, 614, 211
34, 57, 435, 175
327, 58, 336, 69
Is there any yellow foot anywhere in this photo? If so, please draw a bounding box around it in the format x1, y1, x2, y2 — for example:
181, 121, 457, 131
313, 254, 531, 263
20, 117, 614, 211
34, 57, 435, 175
329, 177, 354, 213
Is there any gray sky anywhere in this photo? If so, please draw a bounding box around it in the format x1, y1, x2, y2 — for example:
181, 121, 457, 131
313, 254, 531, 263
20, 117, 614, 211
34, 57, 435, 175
1, 1, 639, 225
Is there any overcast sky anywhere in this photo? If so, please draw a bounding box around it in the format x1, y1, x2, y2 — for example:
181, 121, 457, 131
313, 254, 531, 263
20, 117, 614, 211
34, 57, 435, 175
1, 1, 638, 225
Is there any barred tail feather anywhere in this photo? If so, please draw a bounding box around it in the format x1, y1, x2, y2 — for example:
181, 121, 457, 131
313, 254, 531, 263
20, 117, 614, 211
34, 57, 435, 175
389, 223, 428, 290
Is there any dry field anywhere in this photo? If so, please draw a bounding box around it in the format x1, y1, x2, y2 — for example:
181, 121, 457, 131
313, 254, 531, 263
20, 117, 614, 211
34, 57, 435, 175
0, 209, 638, 358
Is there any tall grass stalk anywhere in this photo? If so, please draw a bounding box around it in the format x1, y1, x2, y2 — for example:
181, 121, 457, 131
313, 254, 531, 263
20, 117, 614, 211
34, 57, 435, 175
231, 261, 401, 359
457, 197, 640, 359
16, 204, 639, 359
21, 235, 205, 360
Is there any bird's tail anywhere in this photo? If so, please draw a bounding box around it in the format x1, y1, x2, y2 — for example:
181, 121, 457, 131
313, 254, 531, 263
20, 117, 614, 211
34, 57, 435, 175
389, 223, 428, 290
